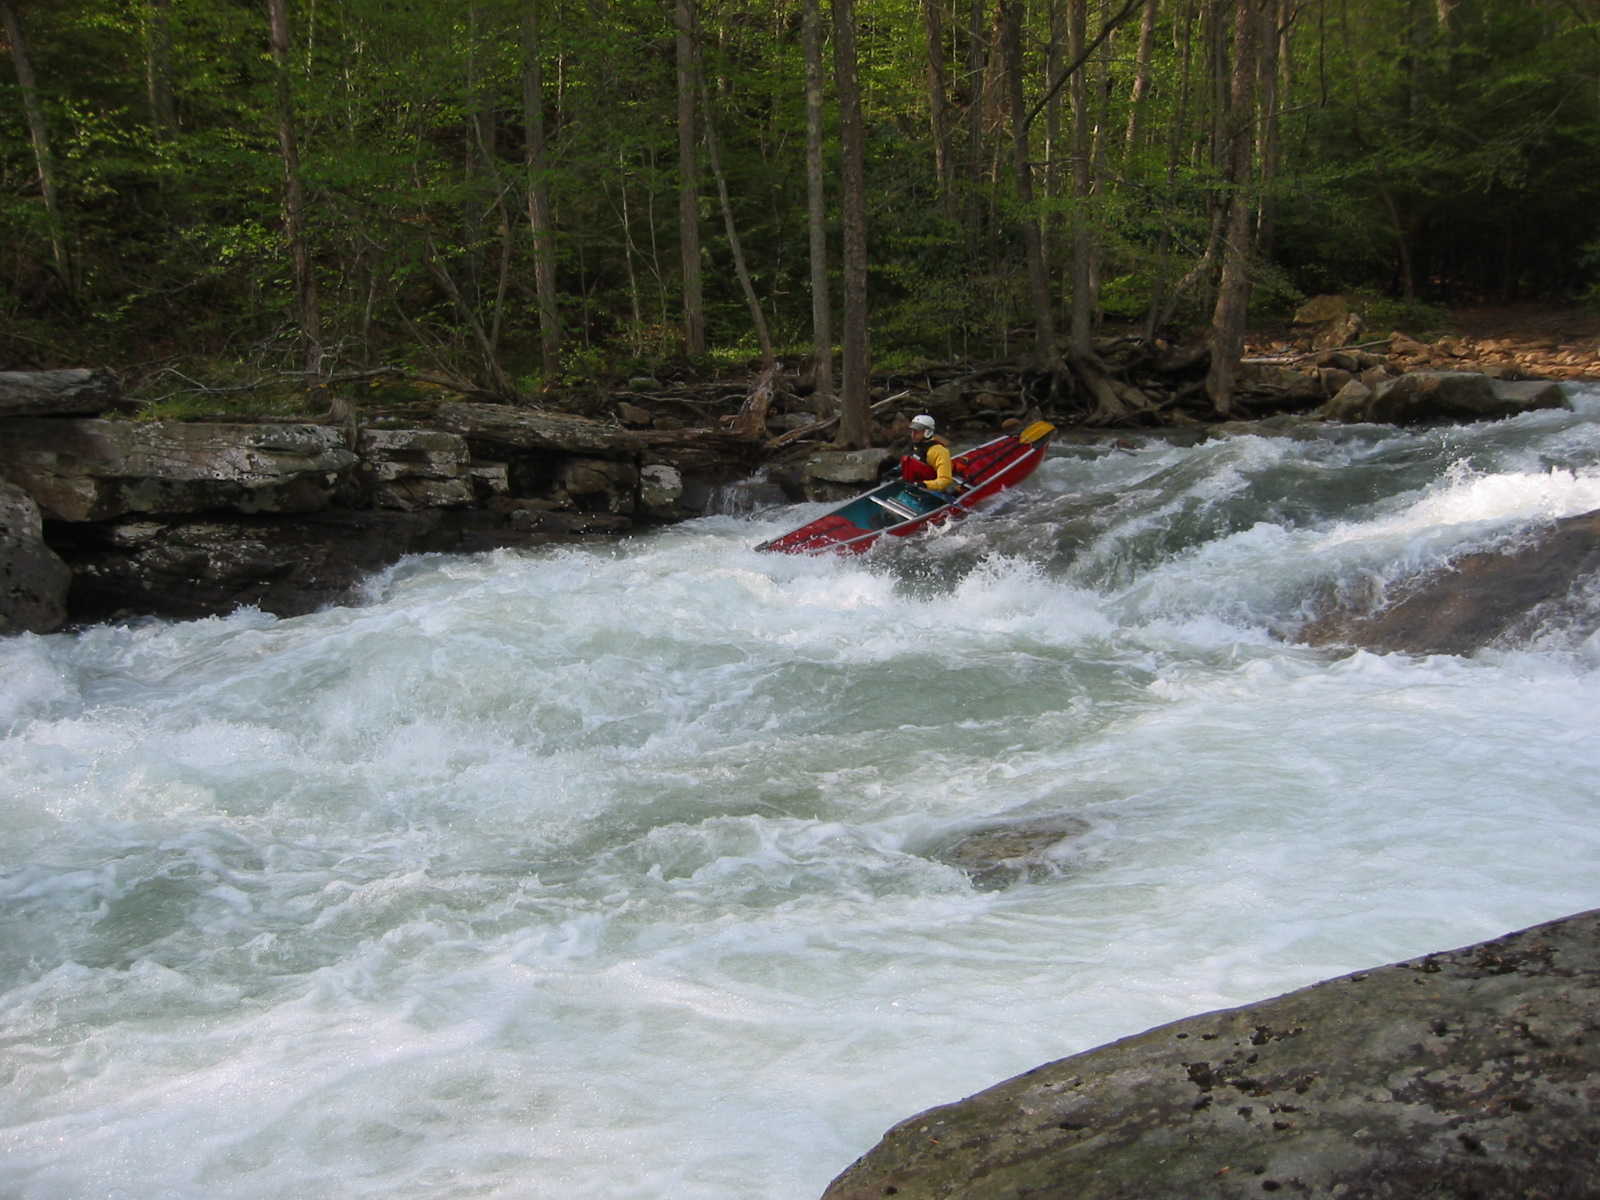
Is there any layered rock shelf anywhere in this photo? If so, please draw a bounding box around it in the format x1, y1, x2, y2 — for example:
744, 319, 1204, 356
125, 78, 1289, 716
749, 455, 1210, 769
0, 311, 1595, 636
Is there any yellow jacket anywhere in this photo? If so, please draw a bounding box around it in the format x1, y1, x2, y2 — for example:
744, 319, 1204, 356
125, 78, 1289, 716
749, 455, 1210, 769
920, 440, 955, 491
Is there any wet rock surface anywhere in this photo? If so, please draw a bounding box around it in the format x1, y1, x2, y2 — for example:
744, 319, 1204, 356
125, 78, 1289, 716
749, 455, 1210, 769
821, 908, 1600, 1200
928, 817, 1092, 890
1300, 509, 1600, 656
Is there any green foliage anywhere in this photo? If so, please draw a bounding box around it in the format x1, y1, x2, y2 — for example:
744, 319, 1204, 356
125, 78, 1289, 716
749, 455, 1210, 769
130, 359, 314, 422
2, 0, 1598, 383
1099, 275, 1147, 322
1350, 292, 1453, 339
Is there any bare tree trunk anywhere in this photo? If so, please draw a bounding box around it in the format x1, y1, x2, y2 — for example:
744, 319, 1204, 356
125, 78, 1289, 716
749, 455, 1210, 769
424, 236, 519, 396
1066, 0, 1095, 358
802, 0, 834, 415
145, 0, 177, 138
699, 74, 775, 369
1145, 0, 1198, 338
833, 0, 872, 450
922, 0, 956, 210
522, 1, 562, 379
616, 153, 645, 354
1380, 186, 1417, 301
1205, 0, 1262, 419
1043, 0, 1064, 271
675, 0, 706, 356
1253, 0, 1283, 256
467, 12, 512, 362
1001, 0, 1056, 364
266, 0, 323, 387
1122, 0, 1158, 160
962, 0, 990, 257
0, 1, 70, 290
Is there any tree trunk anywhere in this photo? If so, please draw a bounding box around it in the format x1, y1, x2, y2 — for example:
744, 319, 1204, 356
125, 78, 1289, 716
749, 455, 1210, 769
962, 0, 991, 257
423, 237, 519, 396
699, 74, 775, 369
802, 0, 834, 415
1145, 0, 1201, 336
921, 0, 956, 209
1204, 0, 1262, 419
266, 0, 323, 385
1380, 186, 1417, 301
1044, 0, 1064, 271
1001, 0, 1056, 364
1253, 0, 1283, 256
145, 0, 177, 138
522, 1, 562, 379
833, 0, 872, 450
1067, 0, 1095, 358
675, 0, 706, 356
0, 1, 70, 290
1122, 0, 1159, 160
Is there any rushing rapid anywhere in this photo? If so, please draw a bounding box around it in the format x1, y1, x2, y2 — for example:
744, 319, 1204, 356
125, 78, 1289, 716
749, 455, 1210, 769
4, 390, 1599, 1199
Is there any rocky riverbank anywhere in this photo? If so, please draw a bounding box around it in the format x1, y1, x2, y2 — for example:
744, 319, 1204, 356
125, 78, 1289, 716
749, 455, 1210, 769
820, 908, 1600, 1199
1, 305, 1597, 638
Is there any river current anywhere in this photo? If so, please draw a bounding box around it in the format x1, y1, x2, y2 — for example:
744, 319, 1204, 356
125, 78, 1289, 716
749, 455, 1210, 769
4, 390, 1600, 1198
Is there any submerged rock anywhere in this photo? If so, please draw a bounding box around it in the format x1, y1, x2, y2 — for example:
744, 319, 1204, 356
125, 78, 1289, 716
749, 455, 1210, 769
1300, 509, 1600, 655
821, 908, 1600, 1200
930, 817, 1091, 890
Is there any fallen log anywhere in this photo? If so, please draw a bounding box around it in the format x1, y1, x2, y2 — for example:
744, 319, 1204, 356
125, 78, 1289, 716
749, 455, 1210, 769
765, 391, 909, 450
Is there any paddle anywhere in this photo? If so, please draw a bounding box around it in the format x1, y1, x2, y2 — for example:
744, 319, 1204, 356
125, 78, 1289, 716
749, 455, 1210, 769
1019, 420, 1055, 444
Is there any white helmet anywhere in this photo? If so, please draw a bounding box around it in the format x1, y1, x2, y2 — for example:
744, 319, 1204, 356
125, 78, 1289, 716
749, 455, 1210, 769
910, 414, 936, 434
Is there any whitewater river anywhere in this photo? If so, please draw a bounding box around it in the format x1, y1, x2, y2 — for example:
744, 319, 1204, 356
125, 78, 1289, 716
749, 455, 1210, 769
4, 390, 1600, 1198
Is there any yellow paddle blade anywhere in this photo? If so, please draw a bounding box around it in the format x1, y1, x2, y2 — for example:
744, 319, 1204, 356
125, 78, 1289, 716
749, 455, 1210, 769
1019, 420, 1055, 444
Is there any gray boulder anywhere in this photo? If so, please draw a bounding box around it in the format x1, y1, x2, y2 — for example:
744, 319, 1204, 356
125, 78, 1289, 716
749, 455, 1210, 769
356, 428, 475, 510
0, 418, 357, 521
822, 909, 1600, 1200
0, 368, 126, 417
1318, 371, 1568, 425
0, 481, 70, 634
804, 448, 895, 500
436, 401, 642, 455
554, 456, 638, 514
639, 462, 686, 517
1291, 295, 1364, 351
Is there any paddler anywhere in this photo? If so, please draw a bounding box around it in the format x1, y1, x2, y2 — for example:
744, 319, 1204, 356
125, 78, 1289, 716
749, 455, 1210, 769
901, 414, 956, 492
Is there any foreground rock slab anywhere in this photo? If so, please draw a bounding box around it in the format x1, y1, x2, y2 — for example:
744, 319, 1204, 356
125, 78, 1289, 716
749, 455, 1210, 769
822, 909, 1600, 1200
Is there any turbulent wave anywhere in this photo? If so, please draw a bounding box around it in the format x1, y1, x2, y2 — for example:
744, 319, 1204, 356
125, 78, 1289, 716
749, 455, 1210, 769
3, 388, 1599, 1199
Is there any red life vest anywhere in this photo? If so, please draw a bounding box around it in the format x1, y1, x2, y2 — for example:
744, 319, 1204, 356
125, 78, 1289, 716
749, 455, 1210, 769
901, 435, 950, 483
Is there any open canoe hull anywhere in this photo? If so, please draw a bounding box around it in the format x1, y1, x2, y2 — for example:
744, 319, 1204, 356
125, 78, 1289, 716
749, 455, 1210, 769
754, 422, 1054, 555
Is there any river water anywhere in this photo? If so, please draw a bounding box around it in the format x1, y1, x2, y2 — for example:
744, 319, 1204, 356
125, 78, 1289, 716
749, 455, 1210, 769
4, 391, 1600, 1199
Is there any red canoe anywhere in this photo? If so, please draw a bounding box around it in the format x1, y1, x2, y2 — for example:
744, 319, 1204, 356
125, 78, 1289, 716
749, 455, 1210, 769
754, 421, 1055, 555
